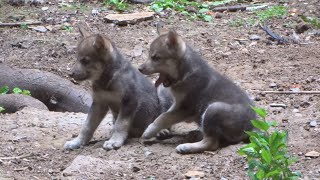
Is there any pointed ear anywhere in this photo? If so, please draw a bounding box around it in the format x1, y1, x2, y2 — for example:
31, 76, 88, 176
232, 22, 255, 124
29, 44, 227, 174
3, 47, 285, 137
93, 34, 113, 52
78, 25, 90, 38
165, 30, 186, 56
156, 22, 169, 35
165, 29, 179, 48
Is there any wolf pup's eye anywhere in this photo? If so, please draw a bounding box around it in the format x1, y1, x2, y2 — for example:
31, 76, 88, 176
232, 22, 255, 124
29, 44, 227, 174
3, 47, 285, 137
151, 54, 160, 61
80, 57, 90, 65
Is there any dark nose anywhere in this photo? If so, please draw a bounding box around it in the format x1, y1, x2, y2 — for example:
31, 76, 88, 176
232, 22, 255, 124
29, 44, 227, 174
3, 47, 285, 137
68, 71, 74, 78
138, 65, 144, 73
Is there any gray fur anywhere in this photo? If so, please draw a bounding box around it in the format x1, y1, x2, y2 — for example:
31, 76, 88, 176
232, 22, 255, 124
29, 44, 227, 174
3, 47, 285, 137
139, 29, 256, 154
64, 27, 172, 151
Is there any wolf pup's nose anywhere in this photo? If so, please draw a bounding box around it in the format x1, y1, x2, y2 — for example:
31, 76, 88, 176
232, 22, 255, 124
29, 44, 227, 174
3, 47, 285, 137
138, 65, 144, 73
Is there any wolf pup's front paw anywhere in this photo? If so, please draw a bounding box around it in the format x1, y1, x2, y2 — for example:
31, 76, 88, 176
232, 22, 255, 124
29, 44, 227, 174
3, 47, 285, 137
103, 138, 123, 151
64, 138, 83, 150
176, 143, 191, 154
142, 123, 159, 139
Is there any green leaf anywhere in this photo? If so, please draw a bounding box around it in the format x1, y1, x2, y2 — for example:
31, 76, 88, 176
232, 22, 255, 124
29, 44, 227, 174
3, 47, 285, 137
22, 90, 31, 96
0, 86, 9, 94
251, 107, 267, 118
256, 169, 265, 179
0, 106, 5, 113
267, 121, 278, 127
202, 15, 213, 22
239, 147, 257, 157
13, 87, 23, 94
266, 169, 280, 177
261, 149, 272, 164
251, 119, 270, 131
199, 8, 209, 14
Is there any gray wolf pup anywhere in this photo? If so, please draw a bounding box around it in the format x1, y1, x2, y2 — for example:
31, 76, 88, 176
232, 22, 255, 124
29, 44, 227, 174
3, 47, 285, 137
138, 27, 256, 154
64, 26, 172, 150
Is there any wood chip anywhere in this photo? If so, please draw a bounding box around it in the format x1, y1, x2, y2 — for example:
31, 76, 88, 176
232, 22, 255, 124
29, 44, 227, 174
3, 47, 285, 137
104, 12, 154, 25
305, 151, 320, 158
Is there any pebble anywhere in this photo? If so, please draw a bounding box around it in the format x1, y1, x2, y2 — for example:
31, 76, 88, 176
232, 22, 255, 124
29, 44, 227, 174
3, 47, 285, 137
33, 26, 47, 33
184, 170, 205, 178
309, 120, 317, 127
41, 7, 49, 11
270, 103, 287, 108
269, 83, 277, 88
292, 109, 300, 113
305, 151, 320, 158
249, 34, 261, 40
132, 166, 140, 172
92, 9, 99, 16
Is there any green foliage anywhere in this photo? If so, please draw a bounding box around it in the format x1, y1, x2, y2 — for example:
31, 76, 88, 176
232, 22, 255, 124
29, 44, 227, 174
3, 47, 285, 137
20, 23, 29, 30
104, 0, 128, 12
0, 106, 4, 113
0, 86, 9, 95
238, 107, 301, 180
12, 87, 31, 96
256, 5, 288, 22
151, 0, 219, 22
62, 25, 73, 32
301, 16, 320, 29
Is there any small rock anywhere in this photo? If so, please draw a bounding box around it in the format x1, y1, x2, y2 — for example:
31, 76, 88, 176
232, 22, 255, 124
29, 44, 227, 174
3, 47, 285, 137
41, 6, 48, 11
215, 13, 223, 19
298, 152, 303, 156
220, 177, 228, 180
305, 151, 320, 158
241, 48, 249, 54
295, 23, 311, 34
104, 12, 155, 26
257, 49, 265, 54
309, 120, 317, 127
92, 9, 99, 16
184, 170, 205, 178
144, 150, 153, 157
249, 34, 261, 40
292, 109, 299, 113
270, 103, 287, 108
133, 45, 143, 57
269, 83, 277, 88
290, 88, 300, 92
132, 166, 140, 172
33, 26, 47, 33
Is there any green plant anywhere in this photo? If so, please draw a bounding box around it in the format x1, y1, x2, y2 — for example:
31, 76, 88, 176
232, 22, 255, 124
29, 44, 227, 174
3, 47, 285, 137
0, 106, 4, 113
62, 25, 73, 32
104, 0, 128, 12
238, 107, 301, 180
256, 5, 288, 22
20, 23, 28, 29
12, 87, 31, 96
151, 0, 213, 22
0, 86, 9, 94
301, 16, 320, 29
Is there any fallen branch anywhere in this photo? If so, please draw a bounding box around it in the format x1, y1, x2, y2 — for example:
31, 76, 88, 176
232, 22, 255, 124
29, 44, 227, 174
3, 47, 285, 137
0, 21, 42, 27
259, 24, 289, 43
211, 5, 247, 12
0, 65, 92, 113
0, 94, 48, 113
253, 90, 320, 94
0, 153, 34, 160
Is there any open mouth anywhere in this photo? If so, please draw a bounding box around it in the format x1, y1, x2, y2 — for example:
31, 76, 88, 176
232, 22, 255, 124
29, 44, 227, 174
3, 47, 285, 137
155, 73, 175, 88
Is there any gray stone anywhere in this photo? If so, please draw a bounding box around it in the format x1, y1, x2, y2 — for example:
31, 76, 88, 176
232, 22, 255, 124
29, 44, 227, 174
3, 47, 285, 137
104, 12, 155, 25
309, 120, 317, 127
33, 26, 47, 33
249, 34, 261, 40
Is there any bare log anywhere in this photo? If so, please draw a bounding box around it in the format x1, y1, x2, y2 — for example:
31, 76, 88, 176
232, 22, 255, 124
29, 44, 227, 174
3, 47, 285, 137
253, 90, 320, 94
0, 94, 48, 113
211, 5, 247, 12
0, 65, 92, 113
0, 21, 42, 27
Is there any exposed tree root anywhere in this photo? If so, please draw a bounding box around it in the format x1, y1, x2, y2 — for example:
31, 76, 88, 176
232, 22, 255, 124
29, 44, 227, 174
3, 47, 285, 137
0, 65, 92, 113
0, 94, 48, 113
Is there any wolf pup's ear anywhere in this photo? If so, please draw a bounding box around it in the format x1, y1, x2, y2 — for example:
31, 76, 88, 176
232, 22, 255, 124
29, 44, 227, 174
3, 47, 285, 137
78, 25, 90, 38
93, 34, 113, 52
156, 22, 169, 35
165, 30, 186, 56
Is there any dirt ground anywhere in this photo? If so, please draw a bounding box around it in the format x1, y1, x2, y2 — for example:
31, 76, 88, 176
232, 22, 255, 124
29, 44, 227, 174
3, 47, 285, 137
0, 0, 319, 179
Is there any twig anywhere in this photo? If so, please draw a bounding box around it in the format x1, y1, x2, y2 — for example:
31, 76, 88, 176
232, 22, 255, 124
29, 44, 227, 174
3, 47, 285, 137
0, 21, 42, 27
259, 24, 288, 43
0, 153, 34, 160
253, 90, 320, 94
211, 5, 247, 12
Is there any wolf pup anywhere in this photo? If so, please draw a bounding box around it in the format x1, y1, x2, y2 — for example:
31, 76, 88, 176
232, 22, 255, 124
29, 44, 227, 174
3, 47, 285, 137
138, 27, 256, 154
64, 26, 172, 150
